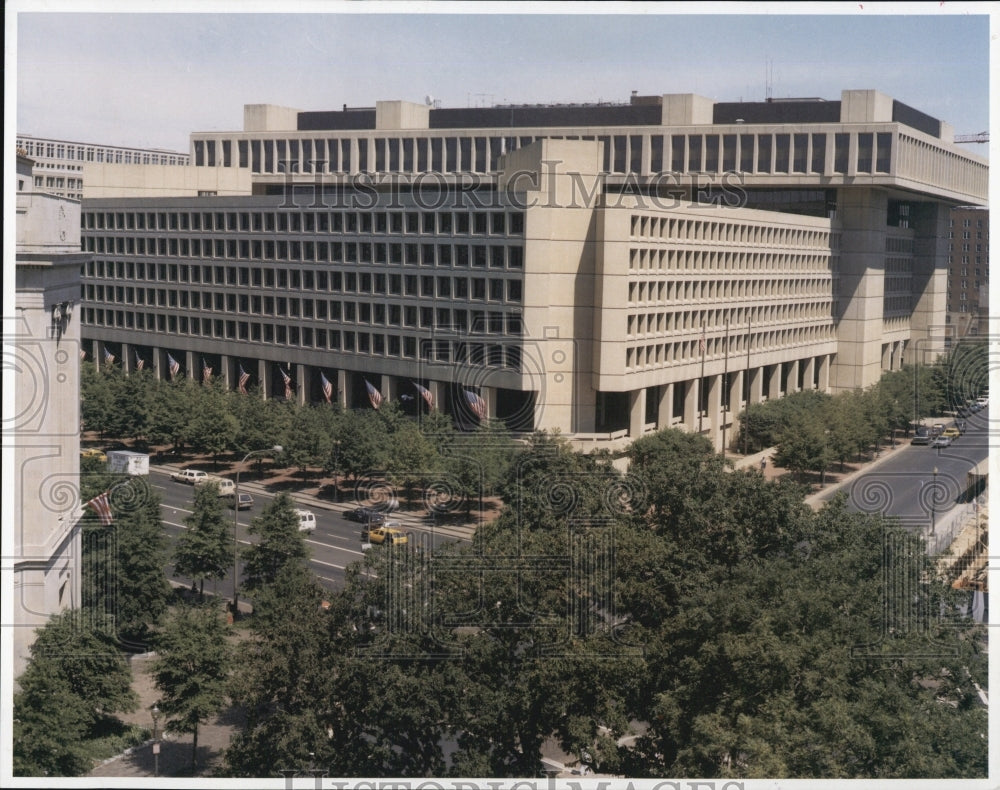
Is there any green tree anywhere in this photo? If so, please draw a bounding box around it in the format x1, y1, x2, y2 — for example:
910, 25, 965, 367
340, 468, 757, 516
384, 418, 439, 506
333, 408, 389, 481
80, 361, 115, 438
13, 611, 138, 776
82, 479, 172, 646
152, 603, 233, 772
240, 492, 310, 595
173, 483, 232, 599
283, 404, 334, 476
146, 378, 198, 451
225, 563, 337, 777
187, 382, 239, 465
773, 411, 835, 483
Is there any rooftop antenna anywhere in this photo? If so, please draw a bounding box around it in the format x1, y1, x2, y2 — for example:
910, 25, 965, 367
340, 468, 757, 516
765, 57, 773, 101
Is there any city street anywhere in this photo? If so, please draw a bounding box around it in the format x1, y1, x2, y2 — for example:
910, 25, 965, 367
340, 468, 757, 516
816, 406, 990, 535
152, 469, 473, 596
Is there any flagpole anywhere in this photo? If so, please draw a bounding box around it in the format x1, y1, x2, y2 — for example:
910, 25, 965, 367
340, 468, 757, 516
744, 315, 752, 456
698, 322, 706, 435
722, 319, 729, 457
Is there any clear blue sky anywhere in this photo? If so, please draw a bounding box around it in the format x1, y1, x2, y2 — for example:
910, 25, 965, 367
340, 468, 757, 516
8, 2, 994, 154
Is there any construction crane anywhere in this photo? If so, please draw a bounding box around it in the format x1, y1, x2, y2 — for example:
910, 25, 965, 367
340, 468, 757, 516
954, 131, 989, 144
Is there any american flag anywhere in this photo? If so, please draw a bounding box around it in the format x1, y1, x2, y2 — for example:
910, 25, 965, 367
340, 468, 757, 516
413, 381, 435, 410
167, 353, 180, 379
320, 372, 333, 403
103, 347, 115, 365
80, 349, 87, 360
464, 389, 487, 420
238, 365, 250, 395
203, 360, 213, 384
86, 491, 113, 526
365, 379, 383, 410
134, 350, 144, 371
281, 368, 293, 400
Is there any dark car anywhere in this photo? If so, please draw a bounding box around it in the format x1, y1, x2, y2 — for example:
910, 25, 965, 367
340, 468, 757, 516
911, 428, 931, 446
346, 507, 387, 526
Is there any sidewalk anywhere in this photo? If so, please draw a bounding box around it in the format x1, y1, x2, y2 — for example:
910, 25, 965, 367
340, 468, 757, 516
89, 653, 240, 778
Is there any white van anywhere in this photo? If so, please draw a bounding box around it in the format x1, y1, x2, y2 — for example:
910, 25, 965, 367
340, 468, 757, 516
295, 509, 316, 534
195, 475, 236, 497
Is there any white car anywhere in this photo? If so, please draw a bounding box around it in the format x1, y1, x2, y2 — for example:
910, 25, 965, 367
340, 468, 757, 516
171, 469, 208, 484
295, 509, 316, 534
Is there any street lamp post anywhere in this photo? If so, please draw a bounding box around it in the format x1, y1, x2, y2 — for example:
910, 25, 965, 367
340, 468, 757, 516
232, 445, 283, 614
150, 703, 161, 777
931, 466, 939, 535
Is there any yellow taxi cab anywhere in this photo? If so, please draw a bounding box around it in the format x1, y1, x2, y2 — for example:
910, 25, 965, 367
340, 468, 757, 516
941, 427, 961, 439
81, 448, 107, 462
364, 523, 408, 545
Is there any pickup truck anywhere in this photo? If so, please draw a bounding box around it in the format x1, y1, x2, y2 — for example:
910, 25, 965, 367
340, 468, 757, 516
171, 469, 208, 485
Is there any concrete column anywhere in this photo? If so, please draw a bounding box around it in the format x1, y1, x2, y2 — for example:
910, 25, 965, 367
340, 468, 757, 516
296, 364, 307, 406
683, 378, 698, 430
818, 355, 831, 392
768, 364, 782, 400
221, 354, 231, 389
909, 202, 949, 359
629, 388, 646, 438
384, 376, 401, 405
728, 370, 743, 416
802, 357, 816, 390
185, 350, 195, 381
657, 382, 674, 428
881, 343, 891, 371
121, 343, 132, 374
707, 373, 723, 448
336, 370, 347, 408
787, 359, 801, 393
257, 359, 267, 400
830, 186, 889, 391
750, 366, 764, 403
481, 386, 495, 420
429, 380, 444, 415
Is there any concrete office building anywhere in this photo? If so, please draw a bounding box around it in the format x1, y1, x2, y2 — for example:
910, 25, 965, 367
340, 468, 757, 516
946, 206, 989, 338
11, 154, 90, 677
77, 89, 987, 448
15, 134, 190, 201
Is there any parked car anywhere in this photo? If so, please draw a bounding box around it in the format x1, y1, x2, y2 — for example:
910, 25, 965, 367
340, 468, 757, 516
364, 522, 408, 546
941, 427, 961, 439
171, 469, 208, 484
296, 509, 316, 534
975, 396, 988, 408
225, 492, 254, 510
931, 436, 952, 448
345, 507, 386, 525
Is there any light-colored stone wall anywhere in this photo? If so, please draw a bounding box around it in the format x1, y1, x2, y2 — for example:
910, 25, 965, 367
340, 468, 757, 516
82, 163, 253, 198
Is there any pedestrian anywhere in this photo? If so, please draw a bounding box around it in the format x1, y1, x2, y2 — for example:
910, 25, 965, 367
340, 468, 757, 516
760, 457, 766, 472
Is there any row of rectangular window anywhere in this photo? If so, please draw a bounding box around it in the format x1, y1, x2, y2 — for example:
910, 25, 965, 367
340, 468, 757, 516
627, 301, 833, 336
17, 138, 188, 165
85, 278, 523, 312
83, 307, 522, 368
83, 209, 525, 236
194, 131, 893, 176
625, 324, 836, 370
83, 259, 523, 299
627, 277, 832, 304
82, 236, 526, 269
